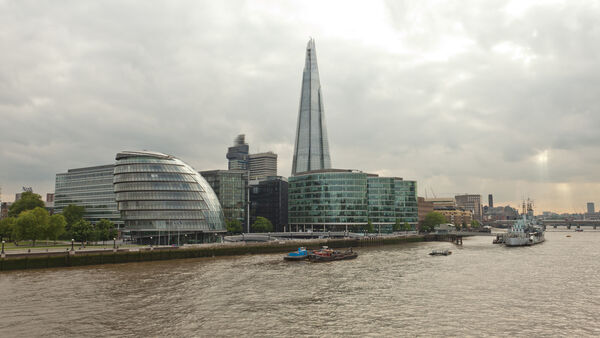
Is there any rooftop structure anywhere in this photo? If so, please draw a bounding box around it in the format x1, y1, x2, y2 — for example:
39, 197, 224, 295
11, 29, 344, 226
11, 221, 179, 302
226, 134, 249, 170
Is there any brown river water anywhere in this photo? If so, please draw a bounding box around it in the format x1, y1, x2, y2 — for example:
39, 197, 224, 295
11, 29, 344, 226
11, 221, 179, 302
1, 230, 599, 337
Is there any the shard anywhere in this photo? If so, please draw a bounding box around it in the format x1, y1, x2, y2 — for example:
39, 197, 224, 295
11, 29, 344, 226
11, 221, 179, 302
292, 38, 332, 175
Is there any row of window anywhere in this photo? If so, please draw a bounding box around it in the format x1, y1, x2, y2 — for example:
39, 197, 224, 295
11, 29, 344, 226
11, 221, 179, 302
117, 200, 208, 211
121, 210, 207, 220
114, 182, 204, 192
113, 173, 197, 183
114, 164, 192, 174
115, 191, 204, 201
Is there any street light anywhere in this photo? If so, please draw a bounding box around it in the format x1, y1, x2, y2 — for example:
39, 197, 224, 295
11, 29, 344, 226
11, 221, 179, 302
150, 236, 153, 247
71, 239, 74, 251
1, 240, 5, 254
113, 237, 116, 249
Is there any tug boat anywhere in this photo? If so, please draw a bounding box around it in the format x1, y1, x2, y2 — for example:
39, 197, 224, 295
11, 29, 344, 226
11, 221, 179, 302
308, 247, 358, 262
283, 247, 309, 261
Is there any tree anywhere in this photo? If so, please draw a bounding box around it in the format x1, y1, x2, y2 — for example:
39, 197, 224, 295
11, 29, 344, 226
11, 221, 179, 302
95, 219, 117, 244
251, 217, 273, 233
226, 219, 243, 234
393, 219, 402, 232
62, 204, 86, 231
403, 222, 412, 231
422, 212, 447, 233
0, 217, 16, 242
470, 220, 481, 228
71, 219, 93, 245
14, 209, 45, 246
31, 207, 50, 244
8, 191, 45, 217
46, 214, 66, 244
365, 220, 375, 233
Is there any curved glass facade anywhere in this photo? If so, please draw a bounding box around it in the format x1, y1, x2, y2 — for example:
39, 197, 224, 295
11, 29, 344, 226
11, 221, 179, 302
114, 151, 225, 243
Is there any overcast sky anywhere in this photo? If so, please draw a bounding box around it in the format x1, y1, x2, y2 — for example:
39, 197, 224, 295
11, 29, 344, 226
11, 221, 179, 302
1, 0, 599, 213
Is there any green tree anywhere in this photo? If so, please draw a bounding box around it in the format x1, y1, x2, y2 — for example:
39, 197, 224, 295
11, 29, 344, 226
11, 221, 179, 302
0, 217, 16, 242
46, 214, 67, 244
71, 219, 93, 245
15, 208, 47, 246
365, 220, 375, 233
8, 192, 45, 217
403, 222, 412, 231
226, 219, 243, 234
422, 212, 447, 233
470, 220, 480, 228
393, 219, 402, 232
251, 217, 273, 233
62, 204, 85, 231
95, 219, 117, 244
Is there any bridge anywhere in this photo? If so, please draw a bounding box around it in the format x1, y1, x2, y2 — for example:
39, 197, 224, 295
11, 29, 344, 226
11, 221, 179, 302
542, 219, 600, 229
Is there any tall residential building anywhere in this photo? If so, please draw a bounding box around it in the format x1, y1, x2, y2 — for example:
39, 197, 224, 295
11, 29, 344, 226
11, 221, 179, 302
291, 38, 332, 175
488, 194, 494, 208
587, 202, 595, 214
54, 165, 123, 228
200, 170, 247, 223
249, 152, 277, 181
455, 194, 482, 221
250, 176, 288, 232
226, 134, 249, 170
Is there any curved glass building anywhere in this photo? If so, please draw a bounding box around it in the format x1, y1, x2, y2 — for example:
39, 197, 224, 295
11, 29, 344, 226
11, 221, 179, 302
114, 151, 225, 244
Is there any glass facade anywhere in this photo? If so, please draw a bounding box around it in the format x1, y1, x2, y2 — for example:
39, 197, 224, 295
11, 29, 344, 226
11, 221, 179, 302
288, 169, 418, 231
114, 151, 226, 244
54, 165, 123, 228
292, 38, 332, 174
250, 176, 288, 232
394, 180, 418, 226
289, 170, 368, 229
200, 170, 246, 223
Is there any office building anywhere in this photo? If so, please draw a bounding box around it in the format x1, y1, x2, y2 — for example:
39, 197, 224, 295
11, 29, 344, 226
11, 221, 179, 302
292, 38, 332, 174
54, 164, 123, 227
488, 194, 493, 208
587, 202, 595, 214
114, 151, 226, 244
436, 209, 472, 226
417, 197, 434, 223
200, 170, 247, 223
226, 134, 249, 170
288, 169, 418, 232
250, 176, 288, 232
455, 194, 482, 221
425, 197, 457, 209
249, 152, 277, 182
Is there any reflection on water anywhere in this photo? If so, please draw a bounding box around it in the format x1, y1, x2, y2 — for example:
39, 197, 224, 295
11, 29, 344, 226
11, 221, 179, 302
1, 232, 600, 337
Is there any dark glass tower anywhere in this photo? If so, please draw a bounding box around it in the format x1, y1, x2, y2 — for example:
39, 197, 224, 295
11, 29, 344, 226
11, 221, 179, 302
292, 38, 332, 175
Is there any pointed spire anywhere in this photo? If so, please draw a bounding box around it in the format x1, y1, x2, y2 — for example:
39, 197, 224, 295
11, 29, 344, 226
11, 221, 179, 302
292, 38, 332, 175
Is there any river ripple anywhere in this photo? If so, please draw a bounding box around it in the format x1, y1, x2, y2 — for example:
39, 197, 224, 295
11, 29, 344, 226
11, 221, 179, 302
1, 231, 599, 337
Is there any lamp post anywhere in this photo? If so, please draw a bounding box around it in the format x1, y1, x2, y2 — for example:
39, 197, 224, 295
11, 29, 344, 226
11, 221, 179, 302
150, 236, 153, 247
113, 237, 116, 249
1, 240, 5, 255
71, 239, 74, 251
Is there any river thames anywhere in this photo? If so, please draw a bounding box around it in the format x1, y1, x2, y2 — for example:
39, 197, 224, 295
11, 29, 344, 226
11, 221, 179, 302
1, 230, 599, 337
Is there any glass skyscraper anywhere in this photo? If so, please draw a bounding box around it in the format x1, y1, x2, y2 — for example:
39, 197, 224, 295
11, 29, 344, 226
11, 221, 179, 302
114, 151, 226, 244
292, 38, 332, 175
